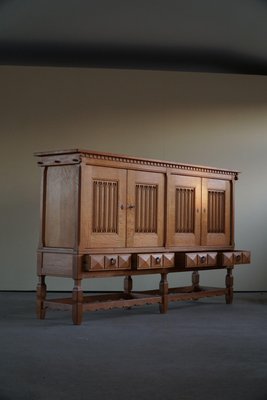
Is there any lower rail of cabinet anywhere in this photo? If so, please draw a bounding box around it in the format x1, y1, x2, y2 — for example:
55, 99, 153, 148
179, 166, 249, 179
36, 268, 234, 325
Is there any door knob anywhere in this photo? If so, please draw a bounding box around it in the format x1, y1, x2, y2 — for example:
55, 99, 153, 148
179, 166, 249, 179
127, 204, 135, 209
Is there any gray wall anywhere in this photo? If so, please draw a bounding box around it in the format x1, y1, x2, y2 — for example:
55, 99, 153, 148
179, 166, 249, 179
0, 66, 266, 291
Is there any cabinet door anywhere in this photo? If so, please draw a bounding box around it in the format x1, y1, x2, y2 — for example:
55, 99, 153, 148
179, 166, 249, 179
80, 166, 127, 248
167, 175, 201, 247
201, 179, 231, 246
126, 171, 165, 247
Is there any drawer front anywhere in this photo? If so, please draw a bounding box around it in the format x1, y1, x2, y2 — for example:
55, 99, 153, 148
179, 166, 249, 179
118, 254, 131, 270
163, 253, 175, 268
185, 253, 198, 268
104, 255, 118, 269
137, 253, 175, 269
86, 255, 105, 271
220, 251, 251, 266
178, 252, 218, 268
197, 253, 208, 267
221, 252, 234, 266
151, 254, 163, 268
242, 251, 251, 264
207, 252, 218, 266
137, 254, 151, 269
85, 254, 132, 271
233, 252, 242, 264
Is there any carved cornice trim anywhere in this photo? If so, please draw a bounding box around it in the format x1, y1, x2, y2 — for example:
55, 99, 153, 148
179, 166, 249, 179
81, 152, 239, 178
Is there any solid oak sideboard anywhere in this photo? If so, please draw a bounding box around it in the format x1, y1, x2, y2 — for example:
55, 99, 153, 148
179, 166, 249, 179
35, 149, 251, 325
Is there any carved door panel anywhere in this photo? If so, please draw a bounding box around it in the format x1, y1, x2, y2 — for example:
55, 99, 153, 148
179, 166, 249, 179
80, 166, 127, 248
167, 175, 201, 247
126, 171, 165, 247
201, 179, 231, 246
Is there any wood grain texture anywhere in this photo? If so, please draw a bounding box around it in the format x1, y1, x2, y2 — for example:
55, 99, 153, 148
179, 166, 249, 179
35, 149, 250, 324
80, 166, 127, 249
44, 165, 79, 248
202, 178, 231, 246
42, 253, 73, 277
127, 170, 165, 247
167, 175, 201, 247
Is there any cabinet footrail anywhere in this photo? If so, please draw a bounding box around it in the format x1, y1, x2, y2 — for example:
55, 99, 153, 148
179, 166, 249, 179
36, 268, 234, 325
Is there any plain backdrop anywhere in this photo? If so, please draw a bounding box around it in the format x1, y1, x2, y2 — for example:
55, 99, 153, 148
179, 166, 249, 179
0, 66, 266, 291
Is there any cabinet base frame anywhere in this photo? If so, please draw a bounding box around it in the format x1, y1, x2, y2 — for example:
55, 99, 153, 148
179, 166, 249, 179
37, 268, 234, 325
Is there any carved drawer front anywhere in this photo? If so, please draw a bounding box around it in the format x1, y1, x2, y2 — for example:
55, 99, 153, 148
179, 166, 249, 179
220, 251, 251, 266
185, 253, 198, 268
242, 251, 251, 264
163, 253, 175, 268
87, 255, 105, 271
104, 255, 118, 269
136, 253, 175, 269
137, 254, 151, 269
197, 253, 208, 267
221, 252, 234, 266
175, 252, 218, 268
151, 254, 163, 268
233, 252, 242, 264
118, 254, 131, 270
206, 252, 218, 266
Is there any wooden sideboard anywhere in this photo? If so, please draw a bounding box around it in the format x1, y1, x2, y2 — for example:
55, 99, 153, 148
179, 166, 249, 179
35, 149, 250, 325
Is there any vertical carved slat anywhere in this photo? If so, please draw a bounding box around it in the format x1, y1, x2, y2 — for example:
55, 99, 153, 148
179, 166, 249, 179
99, 182, 103, 232
104, 182, 107, 232
108, 182, 111, 232
135, 184, 158, 233
213, 191, 216, 232
141, 185, 144, 231
208, 190, 225, 233
175, 187, 195, 233
135, 185, 139, 232
149, 187, 154, 230
181, 189, 184, 232
113, 182, 117, 233
93, 180, 118, 233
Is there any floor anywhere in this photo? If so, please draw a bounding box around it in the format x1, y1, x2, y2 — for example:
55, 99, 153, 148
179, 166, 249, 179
0, 292, 267, 400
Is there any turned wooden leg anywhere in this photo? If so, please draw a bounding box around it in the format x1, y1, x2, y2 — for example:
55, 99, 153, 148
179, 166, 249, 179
192, 271, 200, 292
36, 276, 47, 319
159, 273, 168, 314
72, 280, 83, 325
124, 276, 133, 297
225, 268, 234, 304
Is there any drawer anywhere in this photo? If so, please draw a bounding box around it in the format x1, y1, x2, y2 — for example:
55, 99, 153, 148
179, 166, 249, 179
175, 252, 218, 268
84, 254, 131, 271
104, 255, 118, 269
163, 253, 175, 268
118, 254, 131, 270
220, 251, 251, 266
241, 251, 251, 264
136, 254, 151, 269
84, 254, 105, 271
136, 253, 175, 269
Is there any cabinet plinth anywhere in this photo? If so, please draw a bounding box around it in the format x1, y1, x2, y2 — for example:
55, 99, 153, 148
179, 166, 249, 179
35, 149, 250, 324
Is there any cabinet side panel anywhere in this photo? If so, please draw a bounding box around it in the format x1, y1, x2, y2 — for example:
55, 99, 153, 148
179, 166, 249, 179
44, 165, 78, 248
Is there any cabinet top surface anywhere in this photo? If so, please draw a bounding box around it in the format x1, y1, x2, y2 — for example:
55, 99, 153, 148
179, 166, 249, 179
34, 148, 239, 177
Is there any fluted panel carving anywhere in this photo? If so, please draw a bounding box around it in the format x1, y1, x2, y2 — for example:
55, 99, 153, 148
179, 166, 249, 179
175, 187, 195, 233
208, 190, 225, 233
93, 180, 118, 233
135, 184, 157, 233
